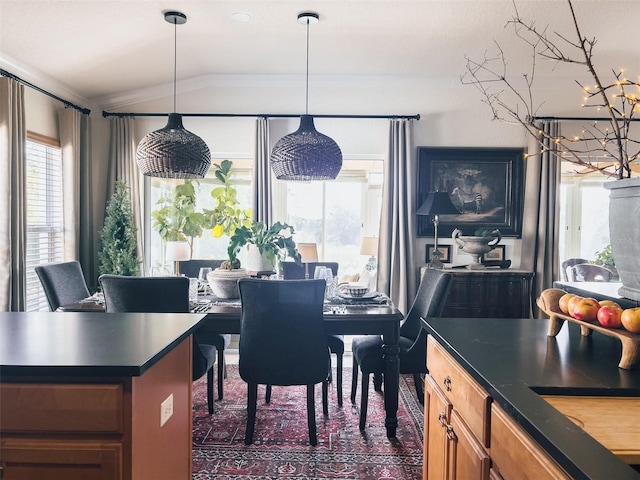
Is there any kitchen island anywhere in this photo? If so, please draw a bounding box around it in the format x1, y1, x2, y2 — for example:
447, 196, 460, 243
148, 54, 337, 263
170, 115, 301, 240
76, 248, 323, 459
0, 311, 207, 480
422, 316, 640, 479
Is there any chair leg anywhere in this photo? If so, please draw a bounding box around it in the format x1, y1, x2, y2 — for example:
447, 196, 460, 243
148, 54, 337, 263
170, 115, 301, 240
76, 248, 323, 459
217, 349, 225, 400
373, 372, 383, 392
350, 355, 359, 404
307, 384, 318, 446
245, 383, 258, 445
413, 373, 425, 405
265, 384, 272, 404
322, 380, 328, 416
336, 353, 343, 407
207, 368, 214, 414
359, 372, 369, 431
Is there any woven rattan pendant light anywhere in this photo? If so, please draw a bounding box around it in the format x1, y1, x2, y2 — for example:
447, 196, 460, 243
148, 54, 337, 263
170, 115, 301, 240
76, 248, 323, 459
136, 11, 211, 178
270, 12, 342, 181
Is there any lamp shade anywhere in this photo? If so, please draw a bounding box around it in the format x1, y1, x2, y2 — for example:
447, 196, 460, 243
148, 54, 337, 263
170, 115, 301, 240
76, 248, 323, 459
270, 115, 342, 181
297, 242, 319, 263
360, 236, 379, 256
416, 191, 460, 216
165, 240, 190, 261
136, 113, 211, 178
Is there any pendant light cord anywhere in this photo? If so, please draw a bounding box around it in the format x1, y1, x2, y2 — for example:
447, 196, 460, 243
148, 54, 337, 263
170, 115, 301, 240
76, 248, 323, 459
305, 18, 310, 115
173, 17, 178, 114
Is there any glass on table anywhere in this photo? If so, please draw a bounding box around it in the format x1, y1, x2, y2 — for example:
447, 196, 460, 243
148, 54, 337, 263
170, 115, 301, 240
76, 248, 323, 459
189, 278, 199, 302
198, 267, 212, 293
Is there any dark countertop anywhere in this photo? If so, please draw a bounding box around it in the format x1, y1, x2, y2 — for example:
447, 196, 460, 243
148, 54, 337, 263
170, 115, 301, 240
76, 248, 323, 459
0, 312, 207, 377
422, 316, 640, 480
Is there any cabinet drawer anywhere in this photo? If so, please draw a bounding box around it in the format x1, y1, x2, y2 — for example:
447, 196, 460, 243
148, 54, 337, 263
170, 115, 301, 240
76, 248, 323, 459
491, 403, 570, 480
427, 336, 491, 447
0, 383, 123, 434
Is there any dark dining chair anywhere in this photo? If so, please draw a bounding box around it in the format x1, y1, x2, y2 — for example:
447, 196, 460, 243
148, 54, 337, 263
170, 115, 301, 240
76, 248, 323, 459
571, 263, 614, 282
238, 278, 330, 445
35, 260, 91, 311
98, 274, 217, 414
350, 268, 452, 430
176, 258, 231, 400
177, 259, 224, 279
560, 257, 589, 282
280, 260, 344, 406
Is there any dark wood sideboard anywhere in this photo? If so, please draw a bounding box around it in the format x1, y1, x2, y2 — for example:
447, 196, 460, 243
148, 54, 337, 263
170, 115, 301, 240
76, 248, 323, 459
424, 269, 534, 318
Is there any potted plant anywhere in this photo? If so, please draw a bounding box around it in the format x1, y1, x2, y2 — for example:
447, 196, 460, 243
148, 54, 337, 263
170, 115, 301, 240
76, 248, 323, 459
462, 0, 640, 297
452, 227, 501, 270
592, 244, 618, 280
228, 221, 302, 272
151, 179, 206, 260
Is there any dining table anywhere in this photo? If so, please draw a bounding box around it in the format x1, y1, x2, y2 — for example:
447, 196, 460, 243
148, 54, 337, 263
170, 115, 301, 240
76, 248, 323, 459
58, 291, 405, 438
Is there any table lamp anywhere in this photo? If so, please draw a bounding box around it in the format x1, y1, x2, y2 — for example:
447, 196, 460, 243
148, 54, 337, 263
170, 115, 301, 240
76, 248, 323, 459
165, 241, 190, 276
360, 236, 379, 272
417, 191, 460, 269
297, 242, 319, 279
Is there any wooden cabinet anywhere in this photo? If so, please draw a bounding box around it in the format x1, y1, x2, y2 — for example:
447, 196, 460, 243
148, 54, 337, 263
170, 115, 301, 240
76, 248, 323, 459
442, 270, 534, 318
491, 403, 570, 480
424, 334, 570, 480
424, 336, 491, 480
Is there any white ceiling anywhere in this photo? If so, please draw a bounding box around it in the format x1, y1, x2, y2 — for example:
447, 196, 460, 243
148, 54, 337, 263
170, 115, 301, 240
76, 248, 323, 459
1, 0, 638, 111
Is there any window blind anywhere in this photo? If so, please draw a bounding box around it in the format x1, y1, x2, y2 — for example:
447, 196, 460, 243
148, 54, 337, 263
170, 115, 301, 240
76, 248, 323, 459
25, 135, 63, 311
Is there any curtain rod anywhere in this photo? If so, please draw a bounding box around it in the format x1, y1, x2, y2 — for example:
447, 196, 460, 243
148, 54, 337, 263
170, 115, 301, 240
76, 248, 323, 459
1, 69, 91, 115
101, 111, 420, 120
533, 115, 640, 122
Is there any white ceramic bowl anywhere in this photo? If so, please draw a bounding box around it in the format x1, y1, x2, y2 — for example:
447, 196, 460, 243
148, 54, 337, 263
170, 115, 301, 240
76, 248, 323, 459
345, 284, 368, 298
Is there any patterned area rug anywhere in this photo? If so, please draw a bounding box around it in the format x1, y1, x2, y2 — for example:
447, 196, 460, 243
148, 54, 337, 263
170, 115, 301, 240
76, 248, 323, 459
192, 365, 424, 479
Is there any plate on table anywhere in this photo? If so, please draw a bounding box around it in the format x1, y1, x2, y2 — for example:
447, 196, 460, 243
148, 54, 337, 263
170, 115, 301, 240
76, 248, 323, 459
339, 291, 378, 300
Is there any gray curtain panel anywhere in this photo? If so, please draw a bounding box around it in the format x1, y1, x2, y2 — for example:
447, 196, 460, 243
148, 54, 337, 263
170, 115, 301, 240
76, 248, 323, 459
58, 108, 95, 289
378, 119, 417, 314
521, 120, 561, 318
253, 116, 272, 224
0, 77, 26, 311
106, 117, 143, 274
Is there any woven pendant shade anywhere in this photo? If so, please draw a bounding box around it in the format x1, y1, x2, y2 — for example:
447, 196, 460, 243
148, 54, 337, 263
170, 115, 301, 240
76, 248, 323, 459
136, 113, 211, 178
271, 115, 342, 181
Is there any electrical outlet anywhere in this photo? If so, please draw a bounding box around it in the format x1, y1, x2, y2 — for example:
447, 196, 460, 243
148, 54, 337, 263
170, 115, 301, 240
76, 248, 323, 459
160, 393, 173, 427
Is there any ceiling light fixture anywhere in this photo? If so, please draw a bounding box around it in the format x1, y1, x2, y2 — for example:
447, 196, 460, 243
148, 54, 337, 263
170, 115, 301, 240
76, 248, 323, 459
136, 11, 211, 178
270, 12, 342, 181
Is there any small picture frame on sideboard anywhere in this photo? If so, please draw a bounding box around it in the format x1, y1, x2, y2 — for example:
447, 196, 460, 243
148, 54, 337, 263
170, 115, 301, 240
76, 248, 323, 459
426, 244, 452, 263
483, 245, 505, 262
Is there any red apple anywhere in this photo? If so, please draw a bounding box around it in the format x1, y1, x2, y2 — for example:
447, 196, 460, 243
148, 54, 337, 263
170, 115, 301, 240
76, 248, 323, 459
572, 298, 600, 321
621, 308, 640, 333
567, 295, 584, 317
558, 293, 576, 314
597, 305, 623, 328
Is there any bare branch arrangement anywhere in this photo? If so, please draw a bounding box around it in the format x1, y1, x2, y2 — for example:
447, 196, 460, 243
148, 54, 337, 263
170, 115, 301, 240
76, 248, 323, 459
461, 0, 640, 179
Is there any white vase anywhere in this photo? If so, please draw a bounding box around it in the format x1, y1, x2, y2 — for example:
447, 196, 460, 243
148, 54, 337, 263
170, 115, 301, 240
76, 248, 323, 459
244, 244, 274, 272
605, 178, 640, 300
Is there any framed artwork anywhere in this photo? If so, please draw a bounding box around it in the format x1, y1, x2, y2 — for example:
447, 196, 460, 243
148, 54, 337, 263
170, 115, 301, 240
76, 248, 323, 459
426, 244, 451, 263
417, 147, 525, 237
483, 245, 506, 262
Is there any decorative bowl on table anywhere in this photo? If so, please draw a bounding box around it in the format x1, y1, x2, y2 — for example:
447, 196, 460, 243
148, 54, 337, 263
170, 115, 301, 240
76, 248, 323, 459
344, 284, 369, 298
207, 268, 249, 299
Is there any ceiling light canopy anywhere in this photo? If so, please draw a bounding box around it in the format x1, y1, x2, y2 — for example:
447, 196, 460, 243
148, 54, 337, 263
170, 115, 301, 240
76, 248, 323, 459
136, 11, 211, 179
270, 12, 342, 182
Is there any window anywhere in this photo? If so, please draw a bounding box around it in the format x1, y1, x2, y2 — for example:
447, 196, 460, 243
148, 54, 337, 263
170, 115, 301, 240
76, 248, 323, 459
25, 133, 63, 311
559, 166, 612, 270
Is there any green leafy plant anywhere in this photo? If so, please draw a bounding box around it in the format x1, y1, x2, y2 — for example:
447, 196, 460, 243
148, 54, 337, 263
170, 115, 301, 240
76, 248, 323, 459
151, 179, 205, 258
593, 244, 615, 268
227, 221, 301, 269
203, 160, 252, 239
474, 227, 498, 237
99, 180, 140, 276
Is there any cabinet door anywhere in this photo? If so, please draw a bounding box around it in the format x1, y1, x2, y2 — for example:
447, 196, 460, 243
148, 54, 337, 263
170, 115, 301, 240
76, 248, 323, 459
424, 374, 452, 480
447, 410, 490, 480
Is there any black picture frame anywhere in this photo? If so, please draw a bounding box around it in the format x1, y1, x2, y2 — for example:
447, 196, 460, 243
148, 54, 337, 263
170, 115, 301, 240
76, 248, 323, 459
483, 245, 506, 262
426, 244, 451, 263
417, 147, 525, 237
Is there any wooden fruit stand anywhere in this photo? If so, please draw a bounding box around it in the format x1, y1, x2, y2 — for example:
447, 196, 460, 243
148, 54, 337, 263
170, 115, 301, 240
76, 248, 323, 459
537, 288, 640, 369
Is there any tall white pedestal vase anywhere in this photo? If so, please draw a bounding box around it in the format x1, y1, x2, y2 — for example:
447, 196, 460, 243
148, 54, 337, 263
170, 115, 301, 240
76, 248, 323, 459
605, 177, 640, 301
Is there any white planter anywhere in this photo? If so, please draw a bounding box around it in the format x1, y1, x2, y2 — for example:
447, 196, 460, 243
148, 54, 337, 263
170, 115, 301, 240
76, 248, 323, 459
244, 244, 274, 272
605, 178, 640, 300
